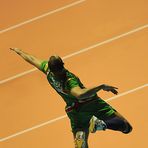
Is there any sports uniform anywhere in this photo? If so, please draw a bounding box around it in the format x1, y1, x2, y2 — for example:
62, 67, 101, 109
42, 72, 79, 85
40, 61, 116, 133
10, 48, 133, 148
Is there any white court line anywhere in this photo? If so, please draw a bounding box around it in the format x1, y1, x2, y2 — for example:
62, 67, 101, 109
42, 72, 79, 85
0, 83, 147, 142
0, 0, 86, 34
0, 24, 148, 84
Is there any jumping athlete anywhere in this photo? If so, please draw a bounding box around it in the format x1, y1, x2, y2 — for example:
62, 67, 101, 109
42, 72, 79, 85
10, 48, 132, 148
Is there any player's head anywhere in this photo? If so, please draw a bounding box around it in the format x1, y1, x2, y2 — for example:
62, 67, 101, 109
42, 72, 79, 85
48, 55, 66, 79
48, 55, 64, 72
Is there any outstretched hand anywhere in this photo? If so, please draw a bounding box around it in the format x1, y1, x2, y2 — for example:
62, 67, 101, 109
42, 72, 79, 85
102, 84, 118, 95
10, 48, 21, 54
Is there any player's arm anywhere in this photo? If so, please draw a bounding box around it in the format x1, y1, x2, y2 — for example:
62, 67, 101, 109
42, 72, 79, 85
10, 48, 44, 71
71, 84, 118, 100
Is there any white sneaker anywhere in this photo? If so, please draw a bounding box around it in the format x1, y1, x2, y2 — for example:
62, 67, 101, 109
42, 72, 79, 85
89, 116, 107, 133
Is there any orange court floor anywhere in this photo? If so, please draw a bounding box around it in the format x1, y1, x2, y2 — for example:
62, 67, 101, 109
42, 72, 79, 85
0, 0, 148, 148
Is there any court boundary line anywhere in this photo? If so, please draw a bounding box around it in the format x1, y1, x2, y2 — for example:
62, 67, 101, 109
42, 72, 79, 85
0, 0, 86, 34
0, 24, 148, 84
0, 83, 147, 142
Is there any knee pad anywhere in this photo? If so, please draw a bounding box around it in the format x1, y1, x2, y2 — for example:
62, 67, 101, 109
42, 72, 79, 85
75, 131, 86, 148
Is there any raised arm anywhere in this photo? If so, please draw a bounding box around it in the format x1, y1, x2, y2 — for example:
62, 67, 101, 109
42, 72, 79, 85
71, 84, 118, 100
10, 48, 44, 71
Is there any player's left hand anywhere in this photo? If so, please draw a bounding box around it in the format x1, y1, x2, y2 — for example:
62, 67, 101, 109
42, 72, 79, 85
102, 84, 118, 95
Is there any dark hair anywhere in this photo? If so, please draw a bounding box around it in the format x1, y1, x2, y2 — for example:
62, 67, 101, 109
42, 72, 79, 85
48, 55, 64, 72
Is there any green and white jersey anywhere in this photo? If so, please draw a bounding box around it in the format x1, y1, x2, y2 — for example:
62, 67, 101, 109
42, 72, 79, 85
40, 61, 85, 106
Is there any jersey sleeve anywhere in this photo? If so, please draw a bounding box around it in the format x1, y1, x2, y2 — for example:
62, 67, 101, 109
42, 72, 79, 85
66, 78, 80, 90
40, 61, 48, 74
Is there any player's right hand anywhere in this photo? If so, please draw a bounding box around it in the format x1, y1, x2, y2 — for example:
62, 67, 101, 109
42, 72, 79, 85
10, 48, 22, 54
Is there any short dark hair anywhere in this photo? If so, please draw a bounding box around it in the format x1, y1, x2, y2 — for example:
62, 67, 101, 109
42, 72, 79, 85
48, 55, 64, 72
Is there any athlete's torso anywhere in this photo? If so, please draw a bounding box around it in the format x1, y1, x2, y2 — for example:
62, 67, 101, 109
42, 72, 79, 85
46, 70, 85, 106
40, 61, 98, 107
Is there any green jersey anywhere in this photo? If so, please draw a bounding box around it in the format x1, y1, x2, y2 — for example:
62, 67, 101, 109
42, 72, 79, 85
40, 61, 85, 106
40, 61, 116, 132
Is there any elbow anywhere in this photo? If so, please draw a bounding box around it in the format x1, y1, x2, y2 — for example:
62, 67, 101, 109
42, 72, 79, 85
71, 91, 82, 98
70, 87, 87, 98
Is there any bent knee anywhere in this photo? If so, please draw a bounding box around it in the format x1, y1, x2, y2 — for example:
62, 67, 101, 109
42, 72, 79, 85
122, 122, 133, 134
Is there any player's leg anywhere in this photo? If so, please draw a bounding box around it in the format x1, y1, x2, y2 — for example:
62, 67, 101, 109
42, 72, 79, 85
66, 109, 91, 148
104, 111, 133, 134
73, 129, 89, 148
90, 98, 132, 134
90, 111, 132, 134
89, 113, 132, 134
